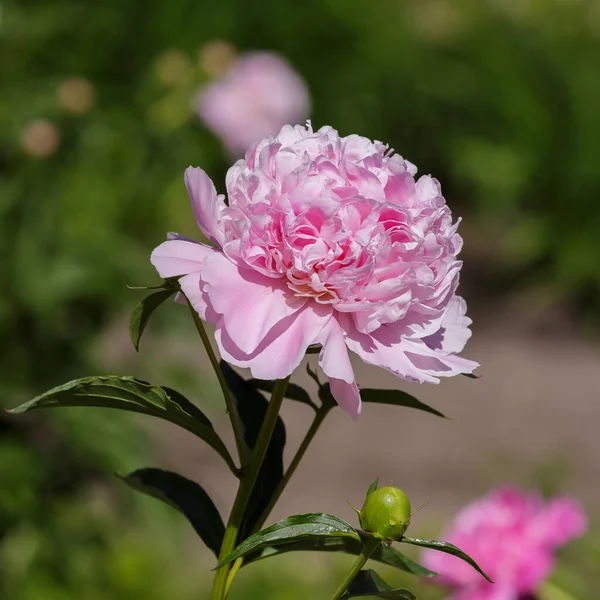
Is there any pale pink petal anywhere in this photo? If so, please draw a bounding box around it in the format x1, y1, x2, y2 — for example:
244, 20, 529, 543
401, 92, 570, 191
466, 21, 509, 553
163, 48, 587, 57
450, 582, 519, 600
329, 378, 362, 420
422, 486, 586, 600
423, 296, 473, 354
178, 272, 221, 322
314, 318, 354, 384
404, 340, 479, 377
202, 253, 306, 354
150, 239, 216, 278
215, 304, 332, 381
313, 318, 362, 418
184, 167, 226, 246
341, 316, 440, 384
533, 497, 587, 548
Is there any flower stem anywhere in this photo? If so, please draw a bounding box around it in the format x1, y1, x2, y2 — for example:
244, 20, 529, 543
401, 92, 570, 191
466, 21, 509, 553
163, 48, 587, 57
210, 376, 290, 600
330, 536, 381, 600
255, 404, 331, 531
223, 404, 333, 594
187, 303, 248, 471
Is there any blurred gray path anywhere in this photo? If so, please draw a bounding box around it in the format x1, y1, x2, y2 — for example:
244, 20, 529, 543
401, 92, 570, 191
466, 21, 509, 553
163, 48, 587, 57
151, 318, 600, 525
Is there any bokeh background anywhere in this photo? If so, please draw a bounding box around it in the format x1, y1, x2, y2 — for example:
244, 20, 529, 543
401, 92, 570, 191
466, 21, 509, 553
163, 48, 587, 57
2, 0, 600, 598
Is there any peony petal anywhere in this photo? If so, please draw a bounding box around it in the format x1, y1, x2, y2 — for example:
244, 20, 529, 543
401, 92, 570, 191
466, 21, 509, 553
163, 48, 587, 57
215, 303, 332, 381
449, 582, 519, 600
341, 315, 440, 384
532, 497, 588, 548
202, 252, 306, 354
312, 318, 362, 418
178, 272, 220, 322
329, 378, 362, 420
423, 296, 473, 354
314, 318, 354, 384
404, 342, 479, 378
150, 239, 216, 278
184, 167, 226, 246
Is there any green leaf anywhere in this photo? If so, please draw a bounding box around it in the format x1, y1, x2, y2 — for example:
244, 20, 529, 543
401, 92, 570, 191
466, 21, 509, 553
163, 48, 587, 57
250, 379, 318, 411
245, 534, 438, 578
216, 513, 360, 569
129, 288, 176, 351
366, 478, 379, 499
462, 372, 481, 379
10, 376, 237, 474
120, 468, 224, 556
343, 569, 416, 599
220, 361, 286, 535
360, 389, 446, 418
305, 365, 443, 418
400, 537, 492, 582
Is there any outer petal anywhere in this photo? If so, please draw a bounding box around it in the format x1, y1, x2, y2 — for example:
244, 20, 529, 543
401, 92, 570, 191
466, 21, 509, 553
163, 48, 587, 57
150, 239, 217, 278
202, 252, 306, 354
184, 167, 226, 246
329, 378, 362, 420
313, 317, 362, 419
314, 318, 354, 383
532, 497, 587, 548
178, 272, 220, 322
341, 315, 440, 384
423, 296, 473, 354
215, 303, 332, 380
403, 339, 479, 378
449, 583, 519, 600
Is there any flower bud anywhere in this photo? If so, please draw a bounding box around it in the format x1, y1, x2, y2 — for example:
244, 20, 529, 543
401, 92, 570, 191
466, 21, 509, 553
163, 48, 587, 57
359, 485, 411, 541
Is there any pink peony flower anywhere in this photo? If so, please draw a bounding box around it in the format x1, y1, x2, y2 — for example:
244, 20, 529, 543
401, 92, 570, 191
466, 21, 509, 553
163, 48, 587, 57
151, 123, 478, 418
422, 487, 588, 600
197, 52, 310, 156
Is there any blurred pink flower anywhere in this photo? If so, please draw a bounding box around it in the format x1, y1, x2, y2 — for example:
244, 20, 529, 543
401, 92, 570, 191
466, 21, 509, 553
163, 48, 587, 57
151, 123, 477, 418
197, 52, 310, 155
422, 487, 587, 600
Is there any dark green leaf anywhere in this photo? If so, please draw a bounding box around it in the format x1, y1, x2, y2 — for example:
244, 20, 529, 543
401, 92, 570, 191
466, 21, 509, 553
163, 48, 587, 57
462, 373, 481, 379
343, 569, 416, 599
400, 537, 492, 582
120, 468, 224, 556
129, 288, 176, 351
160, 386, 213, 429
366, 478, 379, 499
10, 376, 237, 474
250, 379, 317, 411
360, 389, 446, 418
216, 513, 360, 569
220, 361, 286, 535
245, 534, 438, 578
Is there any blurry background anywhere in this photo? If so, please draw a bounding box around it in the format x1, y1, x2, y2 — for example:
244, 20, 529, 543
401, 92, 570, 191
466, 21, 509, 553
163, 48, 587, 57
1, 0, 600, 597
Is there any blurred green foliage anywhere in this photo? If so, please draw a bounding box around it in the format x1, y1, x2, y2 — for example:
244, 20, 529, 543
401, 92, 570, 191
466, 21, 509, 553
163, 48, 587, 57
1, 0, 599, 597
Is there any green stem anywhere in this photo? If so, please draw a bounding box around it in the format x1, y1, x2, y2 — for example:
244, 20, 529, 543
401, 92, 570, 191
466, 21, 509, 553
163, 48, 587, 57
223, 405, 332, 594
255, 405, 331, 531
330, 537, 381, 600
210, 376, 290, 600
187, 303, 248, 471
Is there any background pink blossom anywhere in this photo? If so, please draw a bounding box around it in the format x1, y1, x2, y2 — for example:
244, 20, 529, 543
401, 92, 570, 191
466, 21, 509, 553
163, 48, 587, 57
151, 123, 478, 418
197, 52, 310, 156
422, 487, 587, 600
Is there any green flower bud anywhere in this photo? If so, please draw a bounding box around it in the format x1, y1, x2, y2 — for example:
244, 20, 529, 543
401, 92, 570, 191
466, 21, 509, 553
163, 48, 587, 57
359, 485, 411, 541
